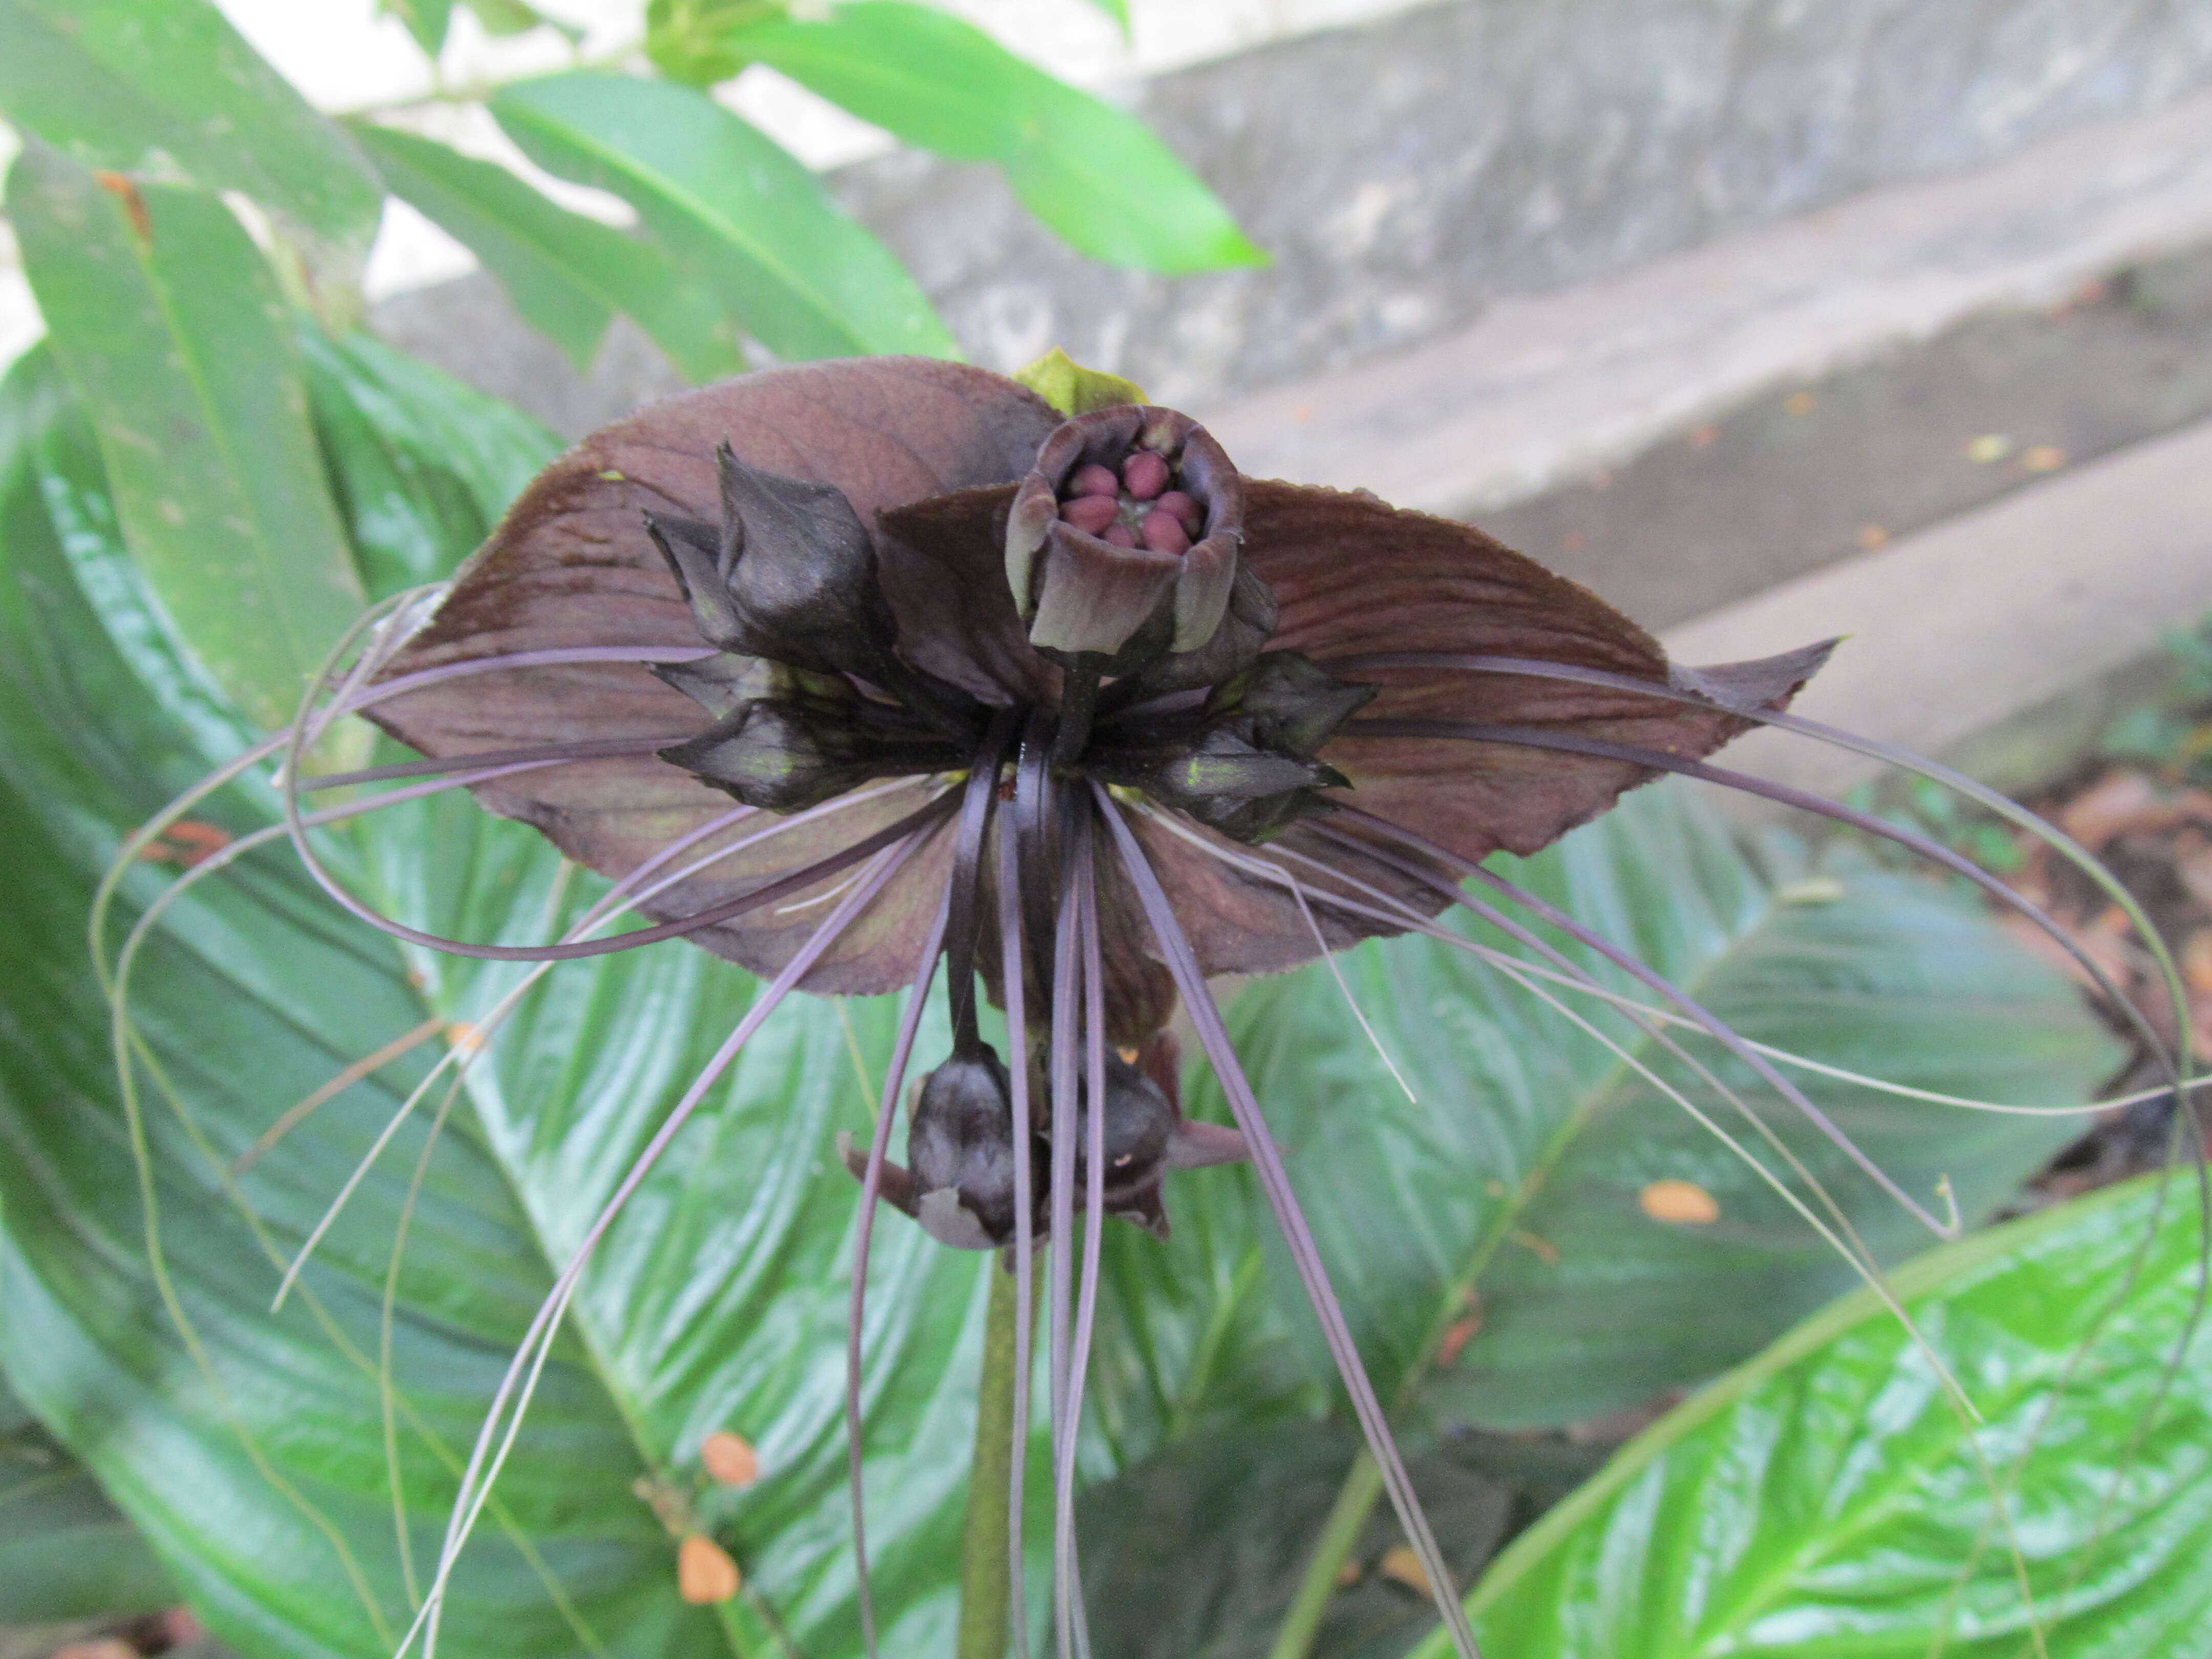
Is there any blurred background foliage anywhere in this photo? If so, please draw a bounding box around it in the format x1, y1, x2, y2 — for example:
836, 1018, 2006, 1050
0, 3, 2203, 1657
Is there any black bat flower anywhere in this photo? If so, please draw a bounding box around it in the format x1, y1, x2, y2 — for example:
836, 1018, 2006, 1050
283, 355, 2157, 1658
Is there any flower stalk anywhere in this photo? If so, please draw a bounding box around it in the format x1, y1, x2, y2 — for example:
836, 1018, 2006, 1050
959, 1264, 1026, 1659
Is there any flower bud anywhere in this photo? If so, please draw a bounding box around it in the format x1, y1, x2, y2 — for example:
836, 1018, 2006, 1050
907, 1049, 1024, 1250
650, 445, 902, 682
1069, 1050, 1175, 1202
1208, 651, 1379, 759
1088, 726, 1346, 842
658, 689, 964, 813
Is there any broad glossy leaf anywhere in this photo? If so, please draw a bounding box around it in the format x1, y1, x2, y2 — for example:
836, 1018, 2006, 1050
0, 351, 1011, 1654
719, 3, 1264, 274
9, 147, 368, 735
1417, 1174, 2212, 1658
0, 1380, 176, 1623
11, 342, 263, 773
352, 122, 611, 372
490, 72, 957, 364
0, 0, 381, 289
350, 123, 746, 382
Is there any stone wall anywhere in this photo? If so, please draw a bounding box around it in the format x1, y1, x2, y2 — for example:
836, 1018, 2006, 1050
377, 0, 2212, 433
839, 0, 2212, 404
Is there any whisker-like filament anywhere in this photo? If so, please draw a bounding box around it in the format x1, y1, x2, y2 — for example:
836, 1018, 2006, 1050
995, 803, 1038, 1659
1139, 804, 1942, 1373
411, 828, 934, 1656
299, 734, 692, 792
1066, 818, 1107, 1659
1095, 786, 1483, 1659
1347, 716, 2167, 1084
1330, 812, 1958, 1238
282, 762, 956, 962
267, 787, 923, 1308
235, 1017, 444, 1176
1046, 788, 1084, 1659
1326, 651, 2188, 1094
847, 895, 950, 1659
1283, 875, 1418, 1106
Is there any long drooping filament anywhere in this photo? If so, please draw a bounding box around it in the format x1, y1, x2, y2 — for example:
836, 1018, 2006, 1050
1325, 651, 2187, 1103
847, 894, 950, 1658
1096, 786, 1486, 1659
1345, 716, 2165, 1082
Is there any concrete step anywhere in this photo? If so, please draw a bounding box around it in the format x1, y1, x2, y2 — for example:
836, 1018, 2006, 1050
1657, 412, 2212, 805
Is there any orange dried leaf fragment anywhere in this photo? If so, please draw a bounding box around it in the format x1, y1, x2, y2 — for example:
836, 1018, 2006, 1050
678, 1534, 741, 1604
701, 1430, 761, 1487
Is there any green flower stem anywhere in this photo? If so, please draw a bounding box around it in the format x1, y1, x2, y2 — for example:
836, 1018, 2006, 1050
958, 1262, 1023, 1659
1265, 1450, 1383, 1659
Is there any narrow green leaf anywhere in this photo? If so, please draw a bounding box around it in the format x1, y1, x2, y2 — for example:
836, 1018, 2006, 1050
379, 0, 455, 56
462, 0, 582, 41
1416, 1174, 2212, 1658
490, 72, 959, 363
719, 2, 1264, 274
1081, 0, 1131, 35
0, 0, 383, 291
9, 146, 368, 735
349, 121, 747, 382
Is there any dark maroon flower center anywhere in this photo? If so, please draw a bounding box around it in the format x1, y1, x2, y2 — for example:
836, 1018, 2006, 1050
634, 404, 1379, 1248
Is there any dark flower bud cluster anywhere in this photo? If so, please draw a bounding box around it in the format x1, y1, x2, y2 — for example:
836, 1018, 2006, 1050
846, 1033, 1247, 1250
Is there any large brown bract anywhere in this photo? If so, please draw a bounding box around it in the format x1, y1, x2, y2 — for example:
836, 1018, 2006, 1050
368, 354, 1822, 1024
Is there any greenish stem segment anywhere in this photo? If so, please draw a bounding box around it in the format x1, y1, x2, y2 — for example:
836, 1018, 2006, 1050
959, 1263, 1023, 1659
1266, 1450, 1384, 1659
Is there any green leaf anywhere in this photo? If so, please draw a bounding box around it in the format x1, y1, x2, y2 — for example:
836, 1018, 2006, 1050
1081, 0, 1130, 35
0, 0, 383, 294
9, 146, 368, 736
1079, 1423, 1596, 1659
0, 345, 1007, 1653
490, 72, 959, 364
380, 0, 455, 56
349, 121, 747, 383
1415, 1173, 2212, 1658
643, 0, 785, 85
1, 1399, 178, 1623
300, 327, 560, 596
462, 0, 582, 41
716, 2, 1264, 274
1162, 784, 2115, 1436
